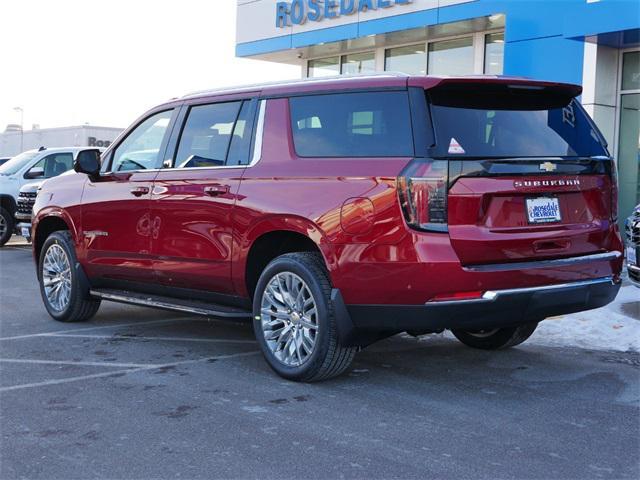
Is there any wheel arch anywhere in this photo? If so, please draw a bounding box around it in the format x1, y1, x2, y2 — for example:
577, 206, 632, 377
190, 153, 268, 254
238, 216, 338, 299
33, 211, 77, 265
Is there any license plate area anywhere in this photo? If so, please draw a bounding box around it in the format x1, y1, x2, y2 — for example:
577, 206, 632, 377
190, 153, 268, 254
526, 197, 562, 224
628, 246, 637, 265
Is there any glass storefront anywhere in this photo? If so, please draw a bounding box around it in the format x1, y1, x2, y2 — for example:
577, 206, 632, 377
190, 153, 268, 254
618, 50, 640, 222
484, 32, 504, 74
385, 44, 427, 75
427, 37, 474, 76
310, 30, 504, 79
341, 52, 376, 75
308, 56, 340, 77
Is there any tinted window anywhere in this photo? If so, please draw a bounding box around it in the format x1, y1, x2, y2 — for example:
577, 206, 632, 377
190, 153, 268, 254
429, 98, 607, 158
174, 102, 241, 168
31, 152, 74, 178
112, 110, 173, 172
289, 92, 414, 158
226, 101, 257, 166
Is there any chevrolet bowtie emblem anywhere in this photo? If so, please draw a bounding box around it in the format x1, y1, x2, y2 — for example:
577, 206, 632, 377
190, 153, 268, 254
539, 161, 557, 172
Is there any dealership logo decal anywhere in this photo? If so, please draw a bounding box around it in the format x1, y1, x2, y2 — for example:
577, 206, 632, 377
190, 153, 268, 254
276, 0, 413, 28
514, 179, 581, 188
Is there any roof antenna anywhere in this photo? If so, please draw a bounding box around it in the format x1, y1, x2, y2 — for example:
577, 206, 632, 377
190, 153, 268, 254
38, 146, 46, 151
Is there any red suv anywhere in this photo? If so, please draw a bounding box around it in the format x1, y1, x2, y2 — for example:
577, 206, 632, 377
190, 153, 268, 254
32, 75, 624, 381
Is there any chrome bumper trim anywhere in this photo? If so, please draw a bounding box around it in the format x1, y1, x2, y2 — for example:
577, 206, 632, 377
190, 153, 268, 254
463, 251, 621, 273
426, 276, 617, 306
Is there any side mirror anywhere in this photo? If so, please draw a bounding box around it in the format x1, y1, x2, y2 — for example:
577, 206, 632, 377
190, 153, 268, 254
74, 149, 101, 180
25, 166, 45, 179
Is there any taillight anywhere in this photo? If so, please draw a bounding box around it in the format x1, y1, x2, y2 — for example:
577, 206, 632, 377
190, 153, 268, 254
610, 159, 618, 221
398, 159, 449, 232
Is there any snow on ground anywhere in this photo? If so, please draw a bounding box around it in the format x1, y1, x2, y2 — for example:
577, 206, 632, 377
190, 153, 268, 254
413, 284, 639, 352
529, 284, 639, 352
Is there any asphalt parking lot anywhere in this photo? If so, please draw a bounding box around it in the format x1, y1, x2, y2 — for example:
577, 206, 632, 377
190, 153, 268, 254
1, 239, 639, 480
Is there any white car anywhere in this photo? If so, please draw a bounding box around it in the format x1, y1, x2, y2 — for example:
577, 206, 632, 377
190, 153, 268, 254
0, 147, 102, 246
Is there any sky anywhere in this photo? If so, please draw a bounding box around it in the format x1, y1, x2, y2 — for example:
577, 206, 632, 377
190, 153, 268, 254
0, 0, 299, 131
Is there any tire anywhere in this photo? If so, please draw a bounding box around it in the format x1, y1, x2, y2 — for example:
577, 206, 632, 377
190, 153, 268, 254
0, 206, 14, 247
38, 230, 101, 322
451, 322, 539, 350
253, 252, 356, 382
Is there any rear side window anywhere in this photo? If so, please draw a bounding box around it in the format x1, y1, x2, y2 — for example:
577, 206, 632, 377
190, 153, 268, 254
289, 91, 414, 158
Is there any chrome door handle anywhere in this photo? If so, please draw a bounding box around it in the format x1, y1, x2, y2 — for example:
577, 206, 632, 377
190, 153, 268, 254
204, 185, 230, 196
130, 186, 150, 197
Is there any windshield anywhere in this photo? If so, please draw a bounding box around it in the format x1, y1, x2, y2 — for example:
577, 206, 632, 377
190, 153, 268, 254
428, 93, 608, 159
0, 151, 39, 175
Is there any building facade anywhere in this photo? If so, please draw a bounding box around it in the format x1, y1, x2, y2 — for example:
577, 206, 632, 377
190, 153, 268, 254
236, 0, 639, 220
0, 125, 123, 158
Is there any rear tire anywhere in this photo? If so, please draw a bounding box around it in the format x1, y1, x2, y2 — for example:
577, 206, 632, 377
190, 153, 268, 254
38, 231, 101, 322
253, 252, 356, 382
0, 207, 14, 247
452, 322, 538, 350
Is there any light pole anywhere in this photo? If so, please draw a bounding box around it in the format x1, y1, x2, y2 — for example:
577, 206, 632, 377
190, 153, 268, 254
13, 107, 24, 153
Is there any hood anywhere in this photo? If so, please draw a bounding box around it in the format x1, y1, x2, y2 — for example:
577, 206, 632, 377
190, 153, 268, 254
20, 180, 46, 193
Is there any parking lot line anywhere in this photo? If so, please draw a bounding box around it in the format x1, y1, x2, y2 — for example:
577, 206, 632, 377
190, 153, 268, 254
0, 358, 155, 368
46, 333, 256, 344
0, 317, 201, 342
0, 350, 260, 393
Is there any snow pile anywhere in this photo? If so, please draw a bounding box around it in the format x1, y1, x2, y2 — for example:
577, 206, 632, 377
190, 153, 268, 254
529, 285, 639, 352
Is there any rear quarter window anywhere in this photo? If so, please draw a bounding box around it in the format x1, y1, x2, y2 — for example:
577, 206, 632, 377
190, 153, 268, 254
289, 91, 414, 158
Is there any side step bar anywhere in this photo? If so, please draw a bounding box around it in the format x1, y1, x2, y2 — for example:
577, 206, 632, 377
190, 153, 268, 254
89, 288, 252, 319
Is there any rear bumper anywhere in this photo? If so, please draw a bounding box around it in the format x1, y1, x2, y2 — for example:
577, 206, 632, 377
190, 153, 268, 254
346, 276, 621, 332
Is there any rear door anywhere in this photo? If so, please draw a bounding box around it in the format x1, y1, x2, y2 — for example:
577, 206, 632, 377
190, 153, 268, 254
424, 81, 616, 265
150, 98, 257, 294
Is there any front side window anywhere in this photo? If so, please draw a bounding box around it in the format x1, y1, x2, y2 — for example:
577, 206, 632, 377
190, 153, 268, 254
30, 152, 74, 178
112, 110, 173, 172
289, 91, 414, 157
174, 102, 242, 169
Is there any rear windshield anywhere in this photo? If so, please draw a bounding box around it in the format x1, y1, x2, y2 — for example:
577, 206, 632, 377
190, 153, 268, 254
428, 90, 607, 159
289, 91, 414, 158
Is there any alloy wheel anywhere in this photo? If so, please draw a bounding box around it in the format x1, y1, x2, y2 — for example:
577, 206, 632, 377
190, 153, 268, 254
260, 272, 318, 367
42, 244, 72, 312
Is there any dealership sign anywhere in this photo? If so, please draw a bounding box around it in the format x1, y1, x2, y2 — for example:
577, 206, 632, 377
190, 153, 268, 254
276, 0, 413, 27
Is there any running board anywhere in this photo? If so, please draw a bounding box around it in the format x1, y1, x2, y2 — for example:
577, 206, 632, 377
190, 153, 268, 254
89, 288, 252, 319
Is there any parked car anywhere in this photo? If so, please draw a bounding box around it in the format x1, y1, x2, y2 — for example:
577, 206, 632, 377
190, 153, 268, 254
32, 74, 624, 381
0, 147, 103, 246
626, 204, 640, 287
0, 157, 11, 167
15, 179, 48, 242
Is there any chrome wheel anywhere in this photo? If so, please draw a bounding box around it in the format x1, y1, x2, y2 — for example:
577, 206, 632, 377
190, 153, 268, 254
42, 244, 72, 312
260, 272, 318, 367
0, 214, 7, 238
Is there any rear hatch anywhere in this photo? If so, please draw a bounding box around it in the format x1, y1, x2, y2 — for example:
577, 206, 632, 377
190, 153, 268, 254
400, 79, 617, 266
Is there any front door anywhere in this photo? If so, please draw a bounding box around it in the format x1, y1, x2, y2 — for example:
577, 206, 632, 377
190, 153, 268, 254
81, 109, 175, 283
150, 99, 257, 294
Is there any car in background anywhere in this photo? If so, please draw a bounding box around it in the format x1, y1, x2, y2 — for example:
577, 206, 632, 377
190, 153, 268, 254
626, 204, 640, 287
15, 179, 46, 242
0, 147, 103, 246
0, 157, 11, 167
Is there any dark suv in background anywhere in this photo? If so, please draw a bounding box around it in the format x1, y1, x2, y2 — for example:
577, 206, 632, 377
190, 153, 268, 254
32, 74, 623, 381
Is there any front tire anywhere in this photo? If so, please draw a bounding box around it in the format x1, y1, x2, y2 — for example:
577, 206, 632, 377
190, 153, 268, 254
0, 206, 14, 247
253, 252, 356, 382
38, 231, 101, 322
452, 322, 538, 350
